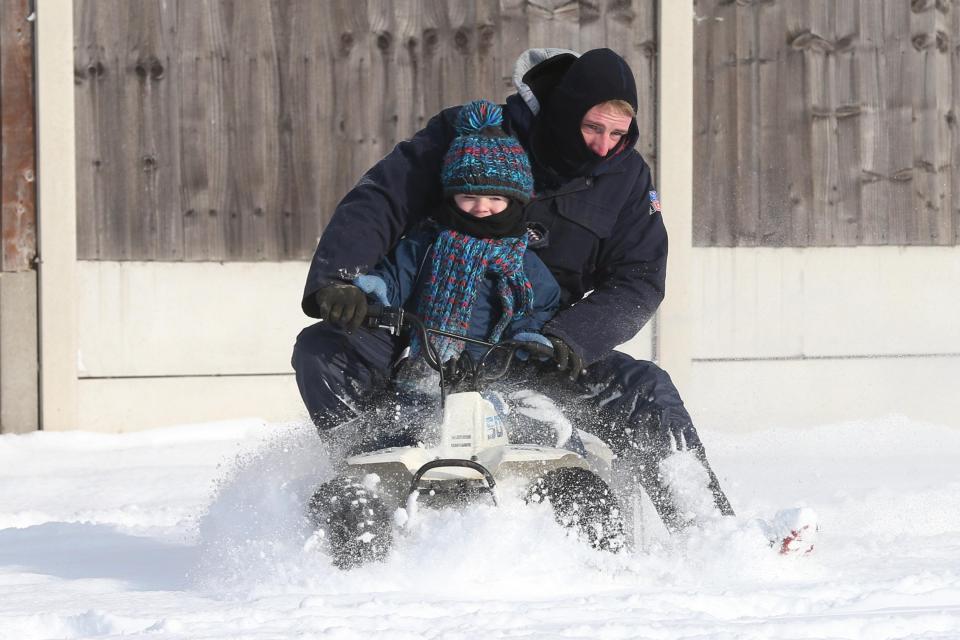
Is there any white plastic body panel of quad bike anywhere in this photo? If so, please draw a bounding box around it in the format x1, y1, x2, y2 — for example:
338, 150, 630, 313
344, 391, 592, 482
439, 391, 507, 455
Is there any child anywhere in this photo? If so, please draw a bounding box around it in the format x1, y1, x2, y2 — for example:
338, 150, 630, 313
353, 99, 559, 366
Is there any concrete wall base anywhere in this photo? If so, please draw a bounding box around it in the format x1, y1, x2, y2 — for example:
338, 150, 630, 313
0, 271, 39, 433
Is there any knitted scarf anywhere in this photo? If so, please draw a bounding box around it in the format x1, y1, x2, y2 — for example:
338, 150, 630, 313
412, 229, 533, 362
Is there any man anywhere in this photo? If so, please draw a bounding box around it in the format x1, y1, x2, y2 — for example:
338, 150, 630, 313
293, 48, 734, 531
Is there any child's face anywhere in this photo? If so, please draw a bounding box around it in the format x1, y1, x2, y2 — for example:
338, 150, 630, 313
453, 193, 510, 218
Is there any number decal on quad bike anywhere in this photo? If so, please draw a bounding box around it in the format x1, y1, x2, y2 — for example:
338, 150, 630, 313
485, 415, 504, 439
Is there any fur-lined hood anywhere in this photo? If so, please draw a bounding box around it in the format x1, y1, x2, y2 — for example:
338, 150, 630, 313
511, 48, 579, 115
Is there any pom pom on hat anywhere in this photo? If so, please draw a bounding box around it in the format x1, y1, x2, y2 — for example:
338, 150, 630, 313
442, 99, 534, 204
455, 100, 504, 135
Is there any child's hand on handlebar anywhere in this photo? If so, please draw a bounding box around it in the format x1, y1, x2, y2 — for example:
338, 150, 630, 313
511, 332, 555, 361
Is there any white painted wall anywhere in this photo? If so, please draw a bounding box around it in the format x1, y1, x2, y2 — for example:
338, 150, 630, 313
76, 261, 313, 431
73, 260, 652, 432
687, 247, 960, 432
72, 246, 958, 433
78, 261, 311, 377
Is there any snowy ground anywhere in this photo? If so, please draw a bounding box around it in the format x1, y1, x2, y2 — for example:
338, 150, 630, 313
1, 416, 959, 639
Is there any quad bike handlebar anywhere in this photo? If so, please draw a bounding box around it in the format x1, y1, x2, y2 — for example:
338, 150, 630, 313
362, 303, 555, 395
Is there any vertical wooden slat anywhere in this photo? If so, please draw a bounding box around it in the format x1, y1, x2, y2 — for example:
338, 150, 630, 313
858, 0, 887, 245
178, 0, 229, 261
882, 0, 912, 245
267, 0, 298, 258
734, 1, 760, 245
526, 0, 579, 51
420, 1, 451, 117
127, 0, 182, 260
395, 0, 426, 132
444, 1, 478, 105
935, 0, 952, 244
910, 0, 952, 244
692, 0, 711, 245
807, 0, 837, 247
475, 0, 503, 101
367, 0, 395, 160
1, 0, 36, 271
831, 0, 861, 246
499, 0, 530, 99
271, 0, 333, 259
784, 1, 813, 246
420, 0, 477, 113
578, 0, 604, 49
910, 0, 935, 243
934, 0, 954, 245
952, 0, 960, 244
694, 0, 737, 246
329, 0, 374, 202
75, 0, 129, 259
223, 1, 282, 261
755, 0, 790, 247
73, 0, 96, 258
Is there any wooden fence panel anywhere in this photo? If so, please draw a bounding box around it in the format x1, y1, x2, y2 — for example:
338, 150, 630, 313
694, 0, 737, 245
74, 0, 662, 261
694, 0, 960, 247
72, 0, 960, 255
1, 0, 36, 272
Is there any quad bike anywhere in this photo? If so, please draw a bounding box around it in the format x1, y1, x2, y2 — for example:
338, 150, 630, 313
307, 305, 626, 569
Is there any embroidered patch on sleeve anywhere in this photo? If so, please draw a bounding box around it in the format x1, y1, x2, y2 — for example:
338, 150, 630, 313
648, 190, 661, 215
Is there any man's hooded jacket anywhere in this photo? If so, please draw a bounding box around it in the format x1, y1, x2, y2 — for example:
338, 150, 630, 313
302, 48, 668, 366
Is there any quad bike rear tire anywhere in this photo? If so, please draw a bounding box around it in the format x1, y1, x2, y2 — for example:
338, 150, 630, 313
308, 476, 393, 569
526, 467, 626, 552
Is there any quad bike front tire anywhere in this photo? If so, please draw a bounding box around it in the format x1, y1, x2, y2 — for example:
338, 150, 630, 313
526, 467, 626, 552
308, 476, 393, 569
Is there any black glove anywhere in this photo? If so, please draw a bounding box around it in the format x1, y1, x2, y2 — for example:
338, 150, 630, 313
546, 335, 585, 382
314, 282, 368, 332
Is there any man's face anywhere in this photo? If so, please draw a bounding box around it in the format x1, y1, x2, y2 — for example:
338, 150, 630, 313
580, 104, 632, 157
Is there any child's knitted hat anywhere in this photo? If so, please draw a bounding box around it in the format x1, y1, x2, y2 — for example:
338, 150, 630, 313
441, 100, 534, 204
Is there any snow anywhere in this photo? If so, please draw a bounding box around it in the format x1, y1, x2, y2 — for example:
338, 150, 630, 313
2, 416, 959, 639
